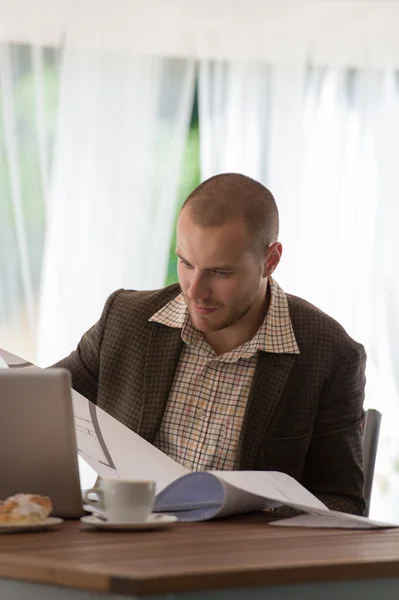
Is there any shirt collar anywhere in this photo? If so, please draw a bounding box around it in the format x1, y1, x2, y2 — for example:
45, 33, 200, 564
149, 277, 299, 355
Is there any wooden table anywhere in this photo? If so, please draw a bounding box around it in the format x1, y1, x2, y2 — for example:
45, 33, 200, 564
1, 513, 399, 599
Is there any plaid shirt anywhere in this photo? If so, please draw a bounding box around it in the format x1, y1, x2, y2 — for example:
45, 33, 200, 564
150, 278, 299, 471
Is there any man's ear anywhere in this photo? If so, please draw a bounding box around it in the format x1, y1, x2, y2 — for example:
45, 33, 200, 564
263, 242, 283, 278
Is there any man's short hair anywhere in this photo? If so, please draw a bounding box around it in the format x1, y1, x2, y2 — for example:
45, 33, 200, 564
180, 173, 279, 254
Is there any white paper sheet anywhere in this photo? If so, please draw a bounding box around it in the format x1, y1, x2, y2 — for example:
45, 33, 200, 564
214, 470, 328, 513
0, 349, 39, 370
71, 389, 187, 492
271, 511, 399, 529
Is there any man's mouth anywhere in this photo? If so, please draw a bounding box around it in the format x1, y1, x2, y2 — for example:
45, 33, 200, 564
193, 305, 217, 315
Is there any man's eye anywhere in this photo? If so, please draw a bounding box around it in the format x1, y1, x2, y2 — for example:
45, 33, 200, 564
215, 270, 229, 277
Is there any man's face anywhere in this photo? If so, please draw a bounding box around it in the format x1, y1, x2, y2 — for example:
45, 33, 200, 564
176, 209, 267, 334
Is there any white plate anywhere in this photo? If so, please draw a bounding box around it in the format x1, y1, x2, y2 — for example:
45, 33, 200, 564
0, 517, 63, 533
80, 513, 177, 531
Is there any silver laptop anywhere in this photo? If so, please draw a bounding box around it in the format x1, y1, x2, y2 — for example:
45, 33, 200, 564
0, 368, 84, 518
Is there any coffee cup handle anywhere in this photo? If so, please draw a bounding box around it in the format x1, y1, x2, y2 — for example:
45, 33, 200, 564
83, 487, 105, 511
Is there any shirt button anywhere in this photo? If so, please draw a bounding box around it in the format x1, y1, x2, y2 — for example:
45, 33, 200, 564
183, 460, 191, 470
197, 408, 205, 418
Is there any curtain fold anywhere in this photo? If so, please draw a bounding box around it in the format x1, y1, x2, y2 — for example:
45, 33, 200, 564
0, 43, 58, 361
198, 61, 399, 520
36, 45, 195, 366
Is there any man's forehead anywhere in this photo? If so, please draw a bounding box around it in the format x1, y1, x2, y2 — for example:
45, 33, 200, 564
176, 236, 255, 269
177, 211, 248, 237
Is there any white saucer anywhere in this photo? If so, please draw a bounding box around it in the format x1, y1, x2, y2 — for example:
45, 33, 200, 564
80, 513, 178, 531
0, 517, 63, 534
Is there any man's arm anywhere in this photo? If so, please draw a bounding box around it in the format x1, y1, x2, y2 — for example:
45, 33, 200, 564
52, 290, 122, 404
302, 342, 367, 515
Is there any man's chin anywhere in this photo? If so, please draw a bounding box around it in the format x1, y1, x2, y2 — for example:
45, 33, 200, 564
195, 324, 219, 334
190, 314, 229, 334
189, 312, 217, 332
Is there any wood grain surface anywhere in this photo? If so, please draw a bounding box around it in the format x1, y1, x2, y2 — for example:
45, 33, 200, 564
1, 513, 399, 596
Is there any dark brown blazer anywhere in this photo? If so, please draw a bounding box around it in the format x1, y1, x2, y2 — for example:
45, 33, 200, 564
55, 284, 366, 515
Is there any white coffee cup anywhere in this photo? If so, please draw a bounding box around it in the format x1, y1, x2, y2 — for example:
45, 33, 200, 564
83, 479, 156, 523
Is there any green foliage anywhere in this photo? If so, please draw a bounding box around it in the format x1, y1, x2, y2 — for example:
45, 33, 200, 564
164, 122, 200, 286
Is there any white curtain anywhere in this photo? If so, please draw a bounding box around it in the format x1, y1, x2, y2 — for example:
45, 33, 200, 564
0, 43, 58, 362
199, 61, 399, 521
36, 44, 195, 367
2, 1, 399, 69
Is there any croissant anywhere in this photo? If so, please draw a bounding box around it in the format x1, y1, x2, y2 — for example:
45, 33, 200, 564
0, 494, 52, 524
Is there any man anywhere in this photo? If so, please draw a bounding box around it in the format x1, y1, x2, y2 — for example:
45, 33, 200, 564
55, 173, 366, 515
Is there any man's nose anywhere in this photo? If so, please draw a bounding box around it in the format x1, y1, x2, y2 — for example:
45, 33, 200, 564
187, 273, 209, 300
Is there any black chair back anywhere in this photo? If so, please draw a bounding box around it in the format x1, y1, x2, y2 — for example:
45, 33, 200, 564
363, 408, 382, 517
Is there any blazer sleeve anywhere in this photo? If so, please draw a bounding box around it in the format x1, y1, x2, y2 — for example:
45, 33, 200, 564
301, 341, 367, 515
51, 290, 122, 404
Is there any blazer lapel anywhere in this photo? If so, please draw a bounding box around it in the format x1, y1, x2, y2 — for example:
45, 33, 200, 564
138, 322, 183, 443
238, 351, 297, 469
